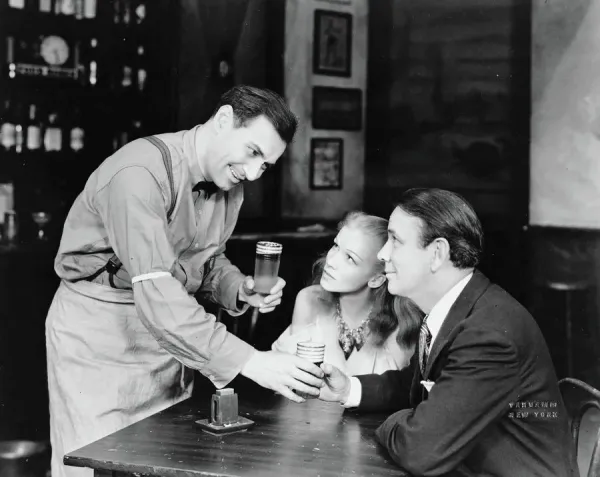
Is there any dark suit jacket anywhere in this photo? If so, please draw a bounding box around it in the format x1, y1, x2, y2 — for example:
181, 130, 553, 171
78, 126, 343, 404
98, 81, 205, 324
356, 270, 578, 477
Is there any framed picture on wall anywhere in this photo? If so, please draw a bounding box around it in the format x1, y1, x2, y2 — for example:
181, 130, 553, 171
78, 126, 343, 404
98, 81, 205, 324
313, 9, 352, 77
310, 138, 343, 190
312, 86, 362, 130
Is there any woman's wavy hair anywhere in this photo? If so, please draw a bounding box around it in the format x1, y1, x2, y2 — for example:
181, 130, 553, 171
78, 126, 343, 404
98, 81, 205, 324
311, 211, 423, 349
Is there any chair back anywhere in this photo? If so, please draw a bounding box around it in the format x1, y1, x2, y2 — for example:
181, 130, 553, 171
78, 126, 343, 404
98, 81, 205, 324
560, 378, 600, 477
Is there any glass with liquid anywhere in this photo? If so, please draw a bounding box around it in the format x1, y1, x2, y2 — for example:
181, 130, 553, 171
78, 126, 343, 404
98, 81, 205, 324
295, 341, 326, 399
253, 241, 282, 294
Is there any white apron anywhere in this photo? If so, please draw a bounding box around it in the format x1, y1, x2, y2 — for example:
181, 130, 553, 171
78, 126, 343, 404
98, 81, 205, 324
46, 279, 194, 477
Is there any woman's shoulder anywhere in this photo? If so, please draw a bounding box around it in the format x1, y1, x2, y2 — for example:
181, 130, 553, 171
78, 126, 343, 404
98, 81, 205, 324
291, 285, 338, 334
296, 285, 336, 313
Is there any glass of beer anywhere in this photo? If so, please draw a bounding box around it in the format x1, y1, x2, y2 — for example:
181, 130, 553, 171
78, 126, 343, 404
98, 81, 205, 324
295, 341, 326, 399
253, 241, 282, 294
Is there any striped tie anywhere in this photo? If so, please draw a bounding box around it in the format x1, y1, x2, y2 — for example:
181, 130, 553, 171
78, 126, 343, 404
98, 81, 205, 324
418, 315, 432, 375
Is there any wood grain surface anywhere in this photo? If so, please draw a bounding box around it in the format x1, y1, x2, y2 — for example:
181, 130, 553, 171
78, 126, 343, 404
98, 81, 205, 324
64, 377, 403, 476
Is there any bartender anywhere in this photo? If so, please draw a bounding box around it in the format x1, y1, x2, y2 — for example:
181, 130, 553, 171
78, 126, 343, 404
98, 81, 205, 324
45, 85, 324, 477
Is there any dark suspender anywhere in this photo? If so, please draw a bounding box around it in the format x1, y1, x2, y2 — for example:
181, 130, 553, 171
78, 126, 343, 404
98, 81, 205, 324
78, 136, 176, 287
145, 135, 176, 219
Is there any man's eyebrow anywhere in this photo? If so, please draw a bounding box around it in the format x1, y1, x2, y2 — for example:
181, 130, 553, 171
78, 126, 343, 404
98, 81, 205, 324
388, 228, 402, 241
249, 142, 265, 158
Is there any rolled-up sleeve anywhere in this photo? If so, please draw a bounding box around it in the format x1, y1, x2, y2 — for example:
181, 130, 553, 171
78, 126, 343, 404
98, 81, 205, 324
95, 166, 254, 388
197, 248, 249, 316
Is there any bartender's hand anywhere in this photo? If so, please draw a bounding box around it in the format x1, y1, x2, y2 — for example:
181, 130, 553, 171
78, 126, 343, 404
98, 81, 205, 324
238, 276, 286, 313
241, 350, 324, 403
318, 363, 351, 403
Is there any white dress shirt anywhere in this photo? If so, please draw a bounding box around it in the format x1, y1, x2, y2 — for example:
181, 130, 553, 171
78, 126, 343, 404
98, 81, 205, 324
343, 272, 474, 408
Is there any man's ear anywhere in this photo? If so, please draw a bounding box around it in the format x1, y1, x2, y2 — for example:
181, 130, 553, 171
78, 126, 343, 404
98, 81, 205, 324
430, 238, 450, 272
368, 273, 386, 289
213, 105, 234, 133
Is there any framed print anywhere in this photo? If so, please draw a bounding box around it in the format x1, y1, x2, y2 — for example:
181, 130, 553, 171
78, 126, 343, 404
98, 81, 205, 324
312, 86, 362, 131
310, 138, 343, 190
313, 10, 352, 77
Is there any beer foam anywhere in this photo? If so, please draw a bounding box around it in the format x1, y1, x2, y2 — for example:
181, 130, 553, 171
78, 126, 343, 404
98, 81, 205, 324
256, 241, 283, 255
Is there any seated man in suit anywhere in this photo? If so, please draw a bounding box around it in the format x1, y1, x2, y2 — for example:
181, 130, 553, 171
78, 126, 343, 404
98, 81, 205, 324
318, 188, 578, 477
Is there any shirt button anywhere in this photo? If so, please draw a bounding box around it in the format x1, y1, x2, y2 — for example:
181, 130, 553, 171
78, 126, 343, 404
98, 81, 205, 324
194, 243, 199, 249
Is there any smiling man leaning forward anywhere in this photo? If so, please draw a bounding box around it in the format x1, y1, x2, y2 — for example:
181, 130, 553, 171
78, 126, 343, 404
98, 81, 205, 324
46, 86, 325, 477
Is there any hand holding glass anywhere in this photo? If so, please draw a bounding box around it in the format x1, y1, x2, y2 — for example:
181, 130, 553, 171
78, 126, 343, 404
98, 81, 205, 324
253, 241, 282, 295
295, 341, 326, 399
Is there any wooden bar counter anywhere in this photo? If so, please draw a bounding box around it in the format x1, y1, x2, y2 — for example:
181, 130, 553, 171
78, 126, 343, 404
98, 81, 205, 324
64, 377, 402, 477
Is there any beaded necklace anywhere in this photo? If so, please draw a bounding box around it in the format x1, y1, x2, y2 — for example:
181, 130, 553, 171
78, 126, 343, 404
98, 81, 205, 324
335, 300, 372, 359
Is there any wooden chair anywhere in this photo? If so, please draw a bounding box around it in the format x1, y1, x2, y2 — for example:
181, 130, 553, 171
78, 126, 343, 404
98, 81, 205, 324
559, 377, 600, 477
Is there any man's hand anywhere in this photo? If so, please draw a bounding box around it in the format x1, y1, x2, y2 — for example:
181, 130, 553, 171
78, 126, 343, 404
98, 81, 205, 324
318, 363, 351, 403
238, 276, 285, 313
241, 350, 324, 403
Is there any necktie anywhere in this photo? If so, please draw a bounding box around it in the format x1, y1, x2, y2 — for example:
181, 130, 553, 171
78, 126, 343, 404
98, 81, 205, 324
418, 315, 432, 376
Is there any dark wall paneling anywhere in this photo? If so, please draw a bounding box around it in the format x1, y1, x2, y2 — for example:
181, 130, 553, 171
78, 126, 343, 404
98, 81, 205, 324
177, 0, 284, 220
364, 0, 530, 301
529, 226, 600, 387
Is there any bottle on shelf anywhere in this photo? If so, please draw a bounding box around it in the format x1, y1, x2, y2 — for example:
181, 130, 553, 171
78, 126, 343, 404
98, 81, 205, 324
0, 100, 16, 152
87, 37, 98, 86
113, 116, 134, 151
136, 44, 147, 92
118, 127, 128, 149
39, 0, 52, 13
3, 210, 18, 245
26, 104, 42, 151
131, 118, 143, 141
8, 0, 25, 9
113, 0, 121, 24
83, 0, 96, 18
122, 0, 131, 25
14, 103, 24, 154
135, 2, 146, 24
74, 0, 84, 19
73, 40, 82, 80
70, 107, 85, 152
121, 64, 133, 89
55, 0, 75, 16
6, 36, 16, 80
43, 112, 62, 152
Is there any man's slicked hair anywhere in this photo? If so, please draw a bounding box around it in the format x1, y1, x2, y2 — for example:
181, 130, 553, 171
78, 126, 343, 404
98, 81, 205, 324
396, 188, 484, 269
211, 85, 298, 144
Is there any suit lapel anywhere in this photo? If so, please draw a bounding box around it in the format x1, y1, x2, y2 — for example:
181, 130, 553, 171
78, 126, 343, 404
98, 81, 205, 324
423, 270, 491, 378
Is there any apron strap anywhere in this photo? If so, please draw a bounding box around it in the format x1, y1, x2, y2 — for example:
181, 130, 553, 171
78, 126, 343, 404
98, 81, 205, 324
78, 136, 176, 287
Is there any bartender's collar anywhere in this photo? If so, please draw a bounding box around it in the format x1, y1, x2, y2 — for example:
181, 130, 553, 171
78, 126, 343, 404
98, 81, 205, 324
183, 124, 209, 189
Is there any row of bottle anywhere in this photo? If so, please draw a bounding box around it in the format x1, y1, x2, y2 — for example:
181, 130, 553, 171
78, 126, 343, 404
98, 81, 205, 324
82, 38, 148, 91
5, 35, 148, 92
8, 0, 97, 18
0, 99, 149, 155
7, 0, 147, 24
0, 101, 85, 153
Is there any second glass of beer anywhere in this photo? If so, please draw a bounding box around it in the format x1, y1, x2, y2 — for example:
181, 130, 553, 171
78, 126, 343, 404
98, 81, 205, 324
253, 241, 283, 294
